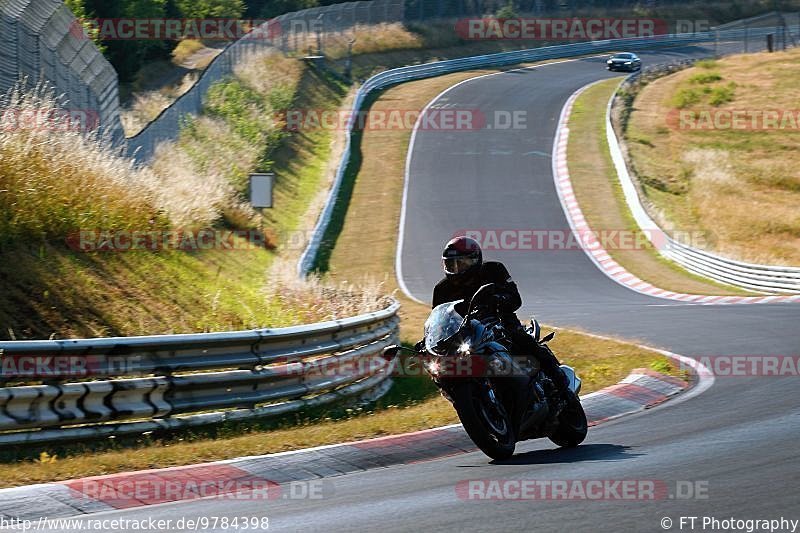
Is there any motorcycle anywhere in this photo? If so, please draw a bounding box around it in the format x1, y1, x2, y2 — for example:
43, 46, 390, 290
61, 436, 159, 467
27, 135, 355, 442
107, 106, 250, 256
383, 283, 587, 460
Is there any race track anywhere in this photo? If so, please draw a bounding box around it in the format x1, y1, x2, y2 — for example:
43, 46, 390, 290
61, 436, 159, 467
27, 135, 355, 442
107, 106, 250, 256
40, 42, 800, 533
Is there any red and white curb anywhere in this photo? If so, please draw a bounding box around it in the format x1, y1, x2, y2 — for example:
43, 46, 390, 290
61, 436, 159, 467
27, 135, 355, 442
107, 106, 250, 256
551, 82, 800, 305
0, 357, 704, 521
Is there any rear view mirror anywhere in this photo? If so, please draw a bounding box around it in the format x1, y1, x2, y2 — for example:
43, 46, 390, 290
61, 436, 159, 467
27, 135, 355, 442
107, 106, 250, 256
530, 317, 542, 342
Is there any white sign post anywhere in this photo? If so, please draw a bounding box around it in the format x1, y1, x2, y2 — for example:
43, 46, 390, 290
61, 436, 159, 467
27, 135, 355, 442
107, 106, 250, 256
250, 173, 274, 209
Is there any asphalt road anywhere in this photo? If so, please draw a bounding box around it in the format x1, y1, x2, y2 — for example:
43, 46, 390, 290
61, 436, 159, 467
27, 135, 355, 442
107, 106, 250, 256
42, 42, 799, 532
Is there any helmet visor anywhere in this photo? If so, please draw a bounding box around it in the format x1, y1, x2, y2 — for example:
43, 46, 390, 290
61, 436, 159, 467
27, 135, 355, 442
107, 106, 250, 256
443, 256, 479, 275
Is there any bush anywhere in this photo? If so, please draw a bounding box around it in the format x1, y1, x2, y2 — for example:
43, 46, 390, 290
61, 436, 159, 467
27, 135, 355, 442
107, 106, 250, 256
496, 2, 518, 19
174, 0, 244, 19
689, 71, 723, 84
709, 83, 736, 106
694, 59, 719, 69
671, 87, 702, 109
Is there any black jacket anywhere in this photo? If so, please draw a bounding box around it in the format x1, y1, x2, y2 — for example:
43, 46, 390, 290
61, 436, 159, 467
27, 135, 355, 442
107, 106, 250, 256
431, 261, 522, 321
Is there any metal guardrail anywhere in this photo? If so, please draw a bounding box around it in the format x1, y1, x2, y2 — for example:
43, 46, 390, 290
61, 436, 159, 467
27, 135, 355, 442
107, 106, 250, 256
296, 27, 776, 276
0, 301, 399, 446
607, 64, 800, 294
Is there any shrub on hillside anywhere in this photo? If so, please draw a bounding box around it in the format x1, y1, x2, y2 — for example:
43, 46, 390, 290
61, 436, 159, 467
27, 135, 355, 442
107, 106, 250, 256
0, 86, 170, 244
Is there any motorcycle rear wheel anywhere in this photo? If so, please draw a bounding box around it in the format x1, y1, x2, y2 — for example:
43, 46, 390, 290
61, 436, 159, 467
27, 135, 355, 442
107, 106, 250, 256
451, 381, 516, 460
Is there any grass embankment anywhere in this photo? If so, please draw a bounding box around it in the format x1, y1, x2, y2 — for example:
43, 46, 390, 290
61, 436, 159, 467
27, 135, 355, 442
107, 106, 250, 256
625, 49, 800, 266
567, 79, 749, 296
120, 41, 224, 135
0, 51, 370, 340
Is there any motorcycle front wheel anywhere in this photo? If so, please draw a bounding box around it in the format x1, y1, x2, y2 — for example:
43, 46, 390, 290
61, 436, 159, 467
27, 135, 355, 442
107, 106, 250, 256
450, 380, 516, 460
548, 392, 588, 448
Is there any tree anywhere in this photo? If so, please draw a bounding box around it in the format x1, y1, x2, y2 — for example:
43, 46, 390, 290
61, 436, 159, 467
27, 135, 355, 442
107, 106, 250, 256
175, 0, 245, 19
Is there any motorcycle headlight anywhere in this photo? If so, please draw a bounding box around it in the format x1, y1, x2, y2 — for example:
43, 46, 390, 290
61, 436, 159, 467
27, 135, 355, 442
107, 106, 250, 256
425, 359, 442, 376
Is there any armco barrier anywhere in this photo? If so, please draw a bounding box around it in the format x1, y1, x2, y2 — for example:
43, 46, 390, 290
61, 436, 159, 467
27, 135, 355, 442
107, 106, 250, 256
0, 300, 399, 446
296, 27, 775, 276
607, 72, 800, 294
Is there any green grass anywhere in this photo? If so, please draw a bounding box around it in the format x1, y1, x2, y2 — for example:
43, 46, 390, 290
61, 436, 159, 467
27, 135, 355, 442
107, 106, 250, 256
708, 83, 736, 106
671, 87, 703, 108
694, 59, 720, 69
689, 71, 723, 84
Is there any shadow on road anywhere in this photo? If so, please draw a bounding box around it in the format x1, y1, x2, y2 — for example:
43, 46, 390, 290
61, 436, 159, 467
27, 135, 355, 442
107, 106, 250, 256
489, 443, 641, 466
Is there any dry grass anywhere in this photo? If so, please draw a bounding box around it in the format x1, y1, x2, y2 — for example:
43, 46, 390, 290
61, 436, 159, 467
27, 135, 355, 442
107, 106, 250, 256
121, 40, 223, 136
0, 85, 170, 242
264, 260, 392, 324
0, 50, 371, 340
149, 50, 305, 229
0, 82, 251, 233
232, 50, 304, 95
121, 91, 173, 135
568, 79, 747, 295
289, 22, 430, 60
626, 48, 800, 265
171, 39, 207, 65
121, 73, 200, 136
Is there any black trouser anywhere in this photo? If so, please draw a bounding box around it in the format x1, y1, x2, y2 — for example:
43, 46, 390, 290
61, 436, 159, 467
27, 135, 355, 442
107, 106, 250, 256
508, 323, 568, 389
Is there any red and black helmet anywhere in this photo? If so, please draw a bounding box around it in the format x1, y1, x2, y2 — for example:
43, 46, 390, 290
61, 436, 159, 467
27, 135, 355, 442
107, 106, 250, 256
442, 236, 482, 277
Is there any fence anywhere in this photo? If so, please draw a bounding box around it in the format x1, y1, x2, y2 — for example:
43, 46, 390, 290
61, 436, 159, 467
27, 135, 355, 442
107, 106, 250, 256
0, 301, 399, 446
125, 27, 280, 162
713, 11, 799, 54
0, 0, 122, 140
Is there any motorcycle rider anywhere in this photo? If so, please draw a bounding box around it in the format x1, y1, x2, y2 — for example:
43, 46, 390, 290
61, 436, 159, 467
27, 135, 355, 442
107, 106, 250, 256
427, 236, 571, 403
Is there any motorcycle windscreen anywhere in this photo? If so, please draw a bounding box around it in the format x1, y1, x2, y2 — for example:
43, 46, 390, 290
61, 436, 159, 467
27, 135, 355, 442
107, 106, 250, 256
424, 301, 464, 355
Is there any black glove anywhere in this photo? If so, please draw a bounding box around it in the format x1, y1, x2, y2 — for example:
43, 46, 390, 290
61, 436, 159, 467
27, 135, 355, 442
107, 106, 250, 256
492, 293, 510, 311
